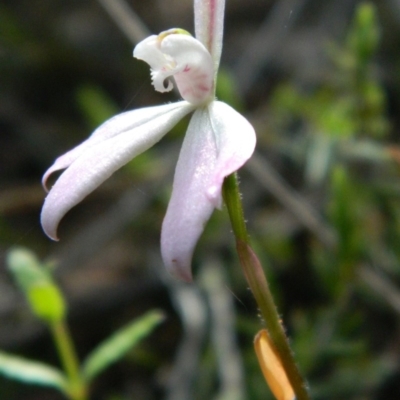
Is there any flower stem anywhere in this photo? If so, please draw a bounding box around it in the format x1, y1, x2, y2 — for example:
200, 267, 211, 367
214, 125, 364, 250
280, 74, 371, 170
50, 321, 87, 400
222, 173, 310, 400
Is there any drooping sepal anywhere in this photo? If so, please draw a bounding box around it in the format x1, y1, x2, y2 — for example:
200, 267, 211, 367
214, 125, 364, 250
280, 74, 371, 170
161, 102, 256, 281
41, 102, 194, 240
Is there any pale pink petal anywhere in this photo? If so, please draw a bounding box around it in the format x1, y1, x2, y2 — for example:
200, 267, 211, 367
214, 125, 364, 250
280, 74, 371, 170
41, 101, 194, 240
205, 101, 256, 206
194, 0, 225, 72
161, 101, 256, 281
42, 103, 188, 190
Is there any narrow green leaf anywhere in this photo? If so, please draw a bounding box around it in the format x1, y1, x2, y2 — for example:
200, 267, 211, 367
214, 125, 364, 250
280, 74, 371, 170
82, 310, 165, 383
6, 247, 66, 323
0, 351, 69, 394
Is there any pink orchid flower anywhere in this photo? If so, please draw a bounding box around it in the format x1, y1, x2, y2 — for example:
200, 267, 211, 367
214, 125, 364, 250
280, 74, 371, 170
41, 0, 256, 281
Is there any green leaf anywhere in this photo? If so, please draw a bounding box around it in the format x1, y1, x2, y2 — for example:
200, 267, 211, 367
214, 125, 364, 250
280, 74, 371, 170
0, 351, 69, 394
82, 310, 165, 383
6, 247, 66, 323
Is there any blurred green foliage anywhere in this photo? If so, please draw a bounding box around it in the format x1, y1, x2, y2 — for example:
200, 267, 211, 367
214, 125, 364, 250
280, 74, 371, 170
75, 85, 120, 129
272, 3, 389, 185
7, 248, 66, 324
3, 248, 164, 399
81, 311, 164, 383
260, 3, 400, 399
1, 1, 400, 399
0, 352, 69, 396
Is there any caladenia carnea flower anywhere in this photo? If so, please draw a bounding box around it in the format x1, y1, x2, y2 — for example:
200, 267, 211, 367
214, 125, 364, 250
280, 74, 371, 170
41, 0, 256, 282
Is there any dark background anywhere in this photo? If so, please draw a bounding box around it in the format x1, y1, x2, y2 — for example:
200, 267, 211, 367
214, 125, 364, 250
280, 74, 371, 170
1, 0, 400, 399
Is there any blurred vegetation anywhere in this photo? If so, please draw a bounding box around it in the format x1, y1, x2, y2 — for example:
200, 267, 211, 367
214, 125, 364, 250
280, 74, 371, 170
1, 248, 163, 400
1, 0, 400, 399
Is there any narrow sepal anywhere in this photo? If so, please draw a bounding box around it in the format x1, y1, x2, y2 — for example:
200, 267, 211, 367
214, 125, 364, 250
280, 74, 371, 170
194, 0, 226, 72
41, 102, 193, 240
42, 103, 191, 190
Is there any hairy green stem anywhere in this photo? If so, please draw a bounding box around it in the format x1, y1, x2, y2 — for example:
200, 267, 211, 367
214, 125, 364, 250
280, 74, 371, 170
223, 173, 310, 400
50, 321, 87, 400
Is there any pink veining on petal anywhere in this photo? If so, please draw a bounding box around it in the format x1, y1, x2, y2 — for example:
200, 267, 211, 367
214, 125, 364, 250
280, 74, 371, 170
174, 63, 213, 104
194, 0, 225, 72
159, 34, 214, 105
207, 0, 216, 53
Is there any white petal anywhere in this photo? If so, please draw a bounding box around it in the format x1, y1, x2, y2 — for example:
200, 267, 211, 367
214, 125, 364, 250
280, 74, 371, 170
133, 35, 167, 71
41, 101, 194, 240
206, 101, 256, 206
161, 101, 256, 281
42, 102, 189, 190
194, 0, 225, 73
